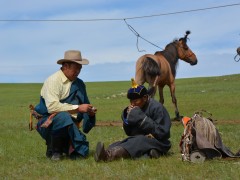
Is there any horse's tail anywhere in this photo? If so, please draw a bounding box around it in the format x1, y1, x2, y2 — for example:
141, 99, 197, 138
142, 57, 161, 77
142, 57, 161, 97
147, 76, 159, 97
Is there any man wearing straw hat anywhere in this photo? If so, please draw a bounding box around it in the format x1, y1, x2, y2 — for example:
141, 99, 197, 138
35, 50, 97, 160
94, 79, 171, 162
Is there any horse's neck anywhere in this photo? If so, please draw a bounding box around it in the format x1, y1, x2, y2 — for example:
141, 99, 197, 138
161, 43, 178, 77
162, 43, 178, 63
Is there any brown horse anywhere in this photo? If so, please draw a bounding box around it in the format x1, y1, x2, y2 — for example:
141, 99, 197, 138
135, 31, 198, 119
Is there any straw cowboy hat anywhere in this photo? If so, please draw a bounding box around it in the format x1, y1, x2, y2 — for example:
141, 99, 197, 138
57, 50, 89, 65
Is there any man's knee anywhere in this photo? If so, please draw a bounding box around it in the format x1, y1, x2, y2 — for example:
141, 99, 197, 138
52, 112, 74, 130
55, 112, 72, 119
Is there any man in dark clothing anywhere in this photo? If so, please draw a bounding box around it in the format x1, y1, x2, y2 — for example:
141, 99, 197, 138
94, 79, 171, 162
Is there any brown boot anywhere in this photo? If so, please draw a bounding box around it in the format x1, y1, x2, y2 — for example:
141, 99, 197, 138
94, 142, 130, 162
106, 146, 130, 161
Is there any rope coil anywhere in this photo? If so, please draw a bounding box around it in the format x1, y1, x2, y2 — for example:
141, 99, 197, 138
234, 47, 240, 62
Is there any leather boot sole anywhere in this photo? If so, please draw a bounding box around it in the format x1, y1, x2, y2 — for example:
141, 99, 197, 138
94, 142, 105, 162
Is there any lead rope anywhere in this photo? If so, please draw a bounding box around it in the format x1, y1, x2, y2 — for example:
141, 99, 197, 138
124, 19, 163, 52
234, 47, 240, 62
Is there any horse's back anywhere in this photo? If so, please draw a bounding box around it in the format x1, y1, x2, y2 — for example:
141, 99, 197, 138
135, 53, 174, 87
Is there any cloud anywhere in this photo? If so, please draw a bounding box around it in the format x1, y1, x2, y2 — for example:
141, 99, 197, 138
0, 0, 239, 82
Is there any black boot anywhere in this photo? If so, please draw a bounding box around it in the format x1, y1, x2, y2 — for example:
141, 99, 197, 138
94, 142, 130, 162
149, 149, 161, 159
45, 136, 53, 158
51, 137, 63, 161
51, 127, 70, 160
61, 136, 70, 155
236, 149, 240, 156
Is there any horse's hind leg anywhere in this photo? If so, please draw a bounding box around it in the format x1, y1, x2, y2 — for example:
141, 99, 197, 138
135, 58, 146, 85
148, 85, 157, 98
158, 86, 164, 104
170, 84, 180, 120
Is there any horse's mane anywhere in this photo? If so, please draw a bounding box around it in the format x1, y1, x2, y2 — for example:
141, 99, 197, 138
155, 40, 179, 77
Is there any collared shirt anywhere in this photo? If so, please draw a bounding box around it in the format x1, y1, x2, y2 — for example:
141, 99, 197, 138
41, 70, 79, 113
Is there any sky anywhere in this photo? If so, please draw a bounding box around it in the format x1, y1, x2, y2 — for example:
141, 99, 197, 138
0, 0, 239, 83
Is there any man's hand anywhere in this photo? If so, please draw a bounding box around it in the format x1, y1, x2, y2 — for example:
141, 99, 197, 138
88, 106, 97, 117
41, 113, 57, 128
78, 104, 97, 116
127, 105, 135, 114
146, 133, 154, 139
126, 106, 145, 126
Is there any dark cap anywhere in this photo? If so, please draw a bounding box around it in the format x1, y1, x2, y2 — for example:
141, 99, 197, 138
127, 78, 148, 100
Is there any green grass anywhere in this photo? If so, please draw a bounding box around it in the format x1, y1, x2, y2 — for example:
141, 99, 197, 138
0, 74, 240, 179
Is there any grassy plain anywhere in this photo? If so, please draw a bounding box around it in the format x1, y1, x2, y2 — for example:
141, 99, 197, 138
0, 74, 240, 179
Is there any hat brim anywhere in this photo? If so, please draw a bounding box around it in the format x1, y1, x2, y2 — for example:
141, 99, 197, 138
57, 58, 89, 65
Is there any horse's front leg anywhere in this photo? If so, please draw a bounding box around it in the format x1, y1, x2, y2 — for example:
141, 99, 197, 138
158, 86, 164, 104
170, 83, 180, 120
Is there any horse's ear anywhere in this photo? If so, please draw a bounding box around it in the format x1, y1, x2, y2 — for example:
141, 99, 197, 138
179, 31, 191, 42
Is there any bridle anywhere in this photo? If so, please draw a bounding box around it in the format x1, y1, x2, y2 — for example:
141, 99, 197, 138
176, 41, 195, 60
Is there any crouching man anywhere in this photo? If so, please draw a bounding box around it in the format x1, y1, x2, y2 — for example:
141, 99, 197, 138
35, 50, 97, 160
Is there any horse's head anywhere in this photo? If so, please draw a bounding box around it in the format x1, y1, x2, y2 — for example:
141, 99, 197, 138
176, 31, 198, 65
